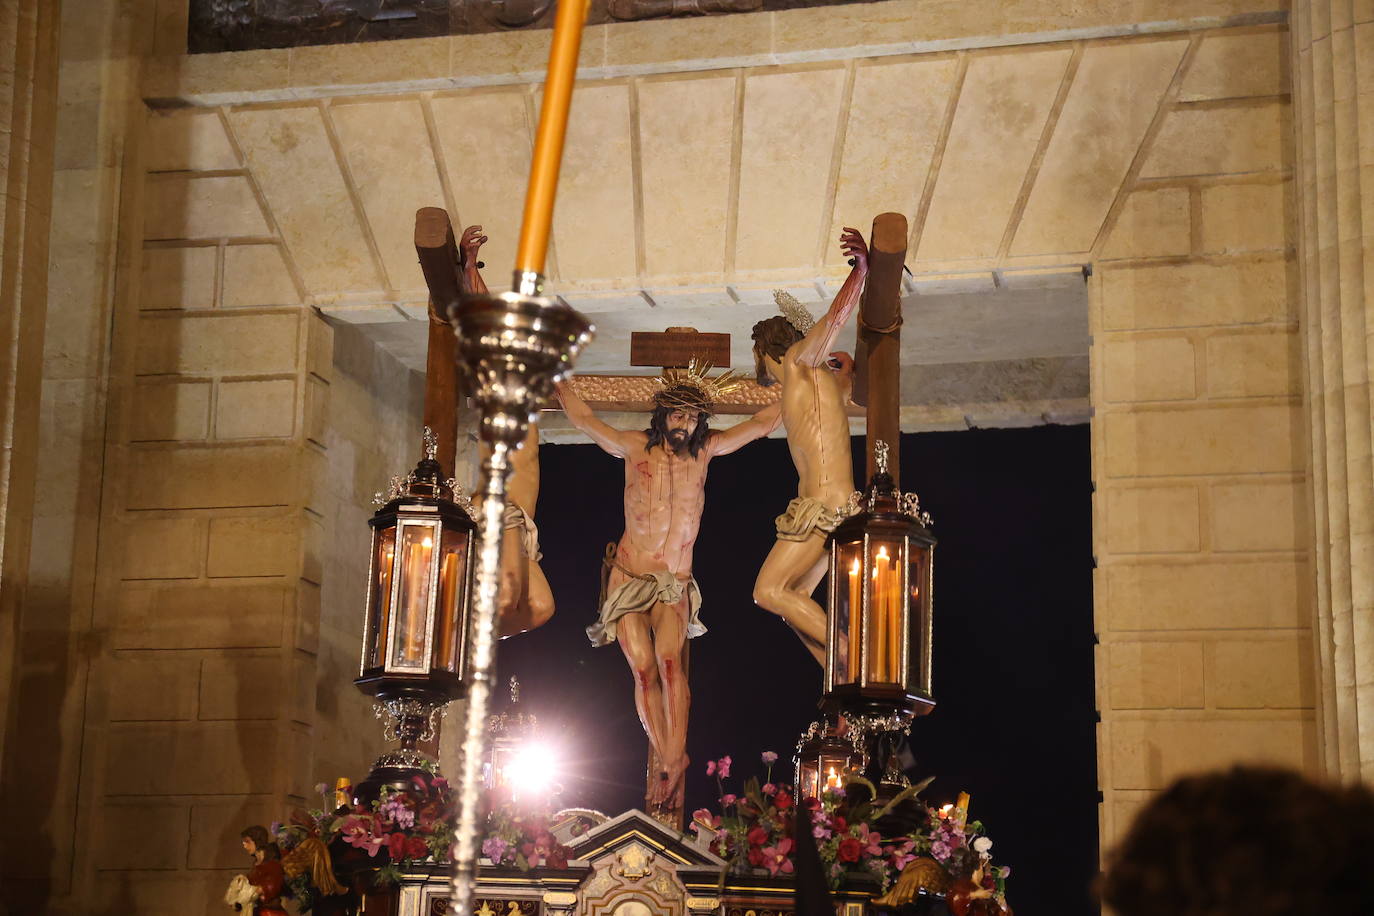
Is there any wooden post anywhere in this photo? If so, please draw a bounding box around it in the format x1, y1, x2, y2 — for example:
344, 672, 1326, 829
853, 212, 908, 483
414, 207, 462, 478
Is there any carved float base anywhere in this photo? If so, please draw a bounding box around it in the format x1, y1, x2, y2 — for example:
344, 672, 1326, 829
369, 808, 950, 916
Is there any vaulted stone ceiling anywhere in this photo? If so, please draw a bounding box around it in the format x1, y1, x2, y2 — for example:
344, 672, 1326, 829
139, 22, 1286, 430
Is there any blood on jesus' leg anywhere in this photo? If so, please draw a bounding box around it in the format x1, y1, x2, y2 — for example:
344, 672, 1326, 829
649, 595, 690, 808
617, 612, 672, 789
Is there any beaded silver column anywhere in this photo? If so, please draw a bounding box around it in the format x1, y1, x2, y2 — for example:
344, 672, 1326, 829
445, 274, 591, 915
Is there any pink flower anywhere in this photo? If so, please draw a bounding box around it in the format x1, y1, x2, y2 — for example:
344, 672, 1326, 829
759, 838, 794, 876
716, 756, 732, 778
864, 831, 884, 857
762, 782, 777, 796
812, 823, 832, 840
888, 847, 917, 871
339, 816, 384, 857
931, 840, 951, 861
690, 808, 718, 833
720, 793, 737, 806
705, 760, 716, 776
761, 751, 779, 765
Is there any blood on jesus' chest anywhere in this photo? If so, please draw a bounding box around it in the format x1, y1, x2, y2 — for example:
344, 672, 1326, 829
624, 452, 707, 510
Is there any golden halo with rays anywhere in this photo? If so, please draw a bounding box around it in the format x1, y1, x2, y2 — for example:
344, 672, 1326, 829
653, 357, 746, 416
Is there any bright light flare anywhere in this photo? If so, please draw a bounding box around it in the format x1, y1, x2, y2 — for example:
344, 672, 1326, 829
502, 740, 561, 799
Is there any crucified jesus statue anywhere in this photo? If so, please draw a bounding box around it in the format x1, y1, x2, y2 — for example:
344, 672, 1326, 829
556, 365, 781, 812
750, 227, 870, 665
454, 225, 555, 637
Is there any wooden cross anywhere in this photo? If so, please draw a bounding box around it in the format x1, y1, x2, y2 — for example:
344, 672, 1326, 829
413, 206, 464, 479
853, 212, 908, 482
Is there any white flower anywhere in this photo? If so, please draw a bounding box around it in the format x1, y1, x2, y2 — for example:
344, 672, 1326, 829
973, 836, 993, 854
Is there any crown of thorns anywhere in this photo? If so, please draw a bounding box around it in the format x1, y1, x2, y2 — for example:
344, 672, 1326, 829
774, 289, 816, 334
653, 357, 745, 415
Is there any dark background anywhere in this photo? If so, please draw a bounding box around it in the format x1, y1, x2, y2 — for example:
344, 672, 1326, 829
497, 423, 1098, 915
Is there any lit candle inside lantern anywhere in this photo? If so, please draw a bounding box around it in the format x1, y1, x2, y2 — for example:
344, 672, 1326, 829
514, 0, 592, 279
374, 535, 396, 667
872, 545, 891, 681
847, 556, 862, 682
438, 542, 462, 667
939, 803, 954, 819
826, 766, 841, 791
399, 531, 434, 664
887, 542, 901, 680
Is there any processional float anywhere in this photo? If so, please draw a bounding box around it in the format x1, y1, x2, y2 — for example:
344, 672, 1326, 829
344, 2, 952, 911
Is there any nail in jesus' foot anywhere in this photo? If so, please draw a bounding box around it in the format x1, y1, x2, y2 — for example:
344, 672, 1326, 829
647, 770, 671, 807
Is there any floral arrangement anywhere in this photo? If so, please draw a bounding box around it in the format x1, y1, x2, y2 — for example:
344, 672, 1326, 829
690, 751, 1011, 912
271, 768, 573, 903
480, 805, 572, 870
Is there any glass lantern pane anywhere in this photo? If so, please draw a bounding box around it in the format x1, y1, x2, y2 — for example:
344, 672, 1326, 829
389, 522, 438, 670
435, 528, 469, 674
833, 540, 864, 686
908, 543, 932, 694
489, 741, 514, 788
797, 760, 820, 800
865, 538, 904, 685
365, 527, 397, 670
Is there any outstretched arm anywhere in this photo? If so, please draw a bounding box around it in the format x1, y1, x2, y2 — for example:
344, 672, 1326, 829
555, 380, 636, 458
707, 401, 782, 457
794, 227, 869, 367
458, 225, 489, 295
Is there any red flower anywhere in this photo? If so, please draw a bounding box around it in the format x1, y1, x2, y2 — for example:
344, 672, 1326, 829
833, 815, 848, 833
546, 847, 568, 869
386, 832, 408, 861
746, 846, 766, 867
773, 790, 793, 811
417, 802, 441, 831
802, 796, 823, 812
746, 826, 769, 847
837, 836, 863, 863
404, 835, 429, 861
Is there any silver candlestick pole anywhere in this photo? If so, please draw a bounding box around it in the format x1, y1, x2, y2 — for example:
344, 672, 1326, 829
446, 274, 592, 916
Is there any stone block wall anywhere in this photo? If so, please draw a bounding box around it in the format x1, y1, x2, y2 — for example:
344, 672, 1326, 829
2, 0, 138, 908
1091, 26, 1317, 848
0, 1, 414, 897
0, 0, 58, 788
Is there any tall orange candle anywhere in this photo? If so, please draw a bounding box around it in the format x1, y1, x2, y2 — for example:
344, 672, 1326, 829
847, 557, 862, 682
886, 544, 901, 679
873, 546, 891, 681
514, 0, 592, 280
